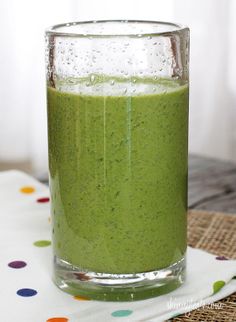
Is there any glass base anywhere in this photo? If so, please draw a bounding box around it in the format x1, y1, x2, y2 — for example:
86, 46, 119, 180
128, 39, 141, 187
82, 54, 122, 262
53, 255, 186, 301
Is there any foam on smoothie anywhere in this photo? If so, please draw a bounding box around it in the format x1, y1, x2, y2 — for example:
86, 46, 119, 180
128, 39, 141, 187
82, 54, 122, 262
54, 75, 187, 96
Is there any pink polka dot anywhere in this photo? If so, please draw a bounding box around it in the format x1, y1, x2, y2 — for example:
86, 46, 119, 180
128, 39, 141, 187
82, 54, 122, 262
37, 197, 50, 203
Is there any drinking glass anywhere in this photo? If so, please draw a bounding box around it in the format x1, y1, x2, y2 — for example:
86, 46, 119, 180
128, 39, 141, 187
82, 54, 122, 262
45, 20, 189, 301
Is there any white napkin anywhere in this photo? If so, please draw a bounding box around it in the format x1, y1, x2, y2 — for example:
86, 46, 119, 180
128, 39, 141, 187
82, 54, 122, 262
0, 170, 236, 322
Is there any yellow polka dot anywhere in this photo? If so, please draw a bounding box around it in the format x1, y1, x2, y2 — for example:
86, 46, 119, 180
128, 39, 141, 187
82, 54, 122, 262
74, 295, 90, 301
20, 186, 35, 194
46, 318, 68, 322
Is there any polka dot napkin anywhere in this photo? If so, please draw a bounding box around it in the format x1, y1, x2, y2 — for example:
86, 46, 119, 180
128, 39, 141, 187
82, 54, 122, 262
1, 170, 236, 322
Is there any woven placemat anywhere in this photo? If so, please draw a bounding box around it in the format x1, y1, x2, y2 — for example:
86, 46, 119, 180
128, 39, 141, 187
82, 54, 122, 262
171, 210, 236, 322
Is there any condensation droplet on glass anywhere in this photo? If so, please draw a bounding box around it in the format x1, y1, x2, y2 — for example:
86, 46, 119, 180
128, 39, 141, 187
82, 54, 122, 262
132, 78, 137, 83
148, 36, 152, 40
123, 88, 127, 94
86, 82, 90, 87
154, 76, 158, 80
90, 74, 95, 83
110, 80, 115, 86
137, 34, 142, 38
152, 87, 156, 92
153, 42, 157, 45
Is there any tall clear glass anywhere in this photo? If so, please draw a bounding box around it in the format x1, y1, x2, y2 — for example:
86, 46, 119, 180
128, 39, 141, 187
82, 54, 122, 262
45, 20, 189, 301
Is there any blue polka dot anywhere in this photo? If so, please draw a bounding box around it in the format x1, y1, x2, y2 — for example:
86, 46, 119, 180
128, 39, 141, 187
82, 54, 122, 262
111, 310, 133, 317
17, 288, 37, 297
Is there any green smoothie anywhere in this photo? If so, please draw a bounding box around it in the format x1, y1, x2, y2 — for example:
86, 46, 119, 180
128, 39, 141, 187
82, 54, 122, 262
47, 76, 188, 274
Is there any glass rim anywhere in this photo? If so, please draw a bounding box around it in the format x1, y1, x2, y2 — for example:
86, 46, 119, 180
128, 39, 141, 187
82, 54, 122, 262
45, 20, 189, 38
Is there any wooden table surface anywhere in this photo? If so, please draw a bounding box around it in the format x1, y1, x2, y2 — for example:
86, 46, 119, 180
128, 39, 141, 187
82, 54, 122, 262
189, 154, 236, 214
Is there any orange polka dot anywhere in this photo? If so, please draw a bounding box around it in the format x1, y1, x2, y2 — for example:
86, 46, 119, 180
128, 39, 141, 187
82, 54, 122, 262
20, 186, 35, 194
74, 295, 90, 301
46, 318, 69, 322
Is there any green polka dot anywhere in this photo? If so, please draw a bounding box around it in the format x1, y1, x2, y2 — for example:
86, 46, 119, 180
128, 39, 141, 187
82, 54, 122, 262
111, 310, 133, 317
34, 240, 51, 247
213, 280, 225, 294
170, 313, 181, 318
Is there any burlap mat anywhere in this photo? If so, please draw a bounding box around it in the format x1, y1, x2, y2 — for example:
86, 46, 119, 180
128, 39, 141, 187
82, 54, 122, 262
171, 210, 236, 322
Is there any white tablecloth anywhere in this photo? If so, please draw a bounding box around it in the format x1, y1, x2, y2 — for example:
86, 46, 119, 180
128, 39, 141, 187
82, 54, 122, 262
1, 170, 236, 322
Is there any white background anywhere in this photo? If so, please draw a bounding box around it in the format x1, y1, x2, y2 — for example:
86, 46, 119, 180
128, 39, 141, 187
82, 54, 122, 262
0, 0, 236, 175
